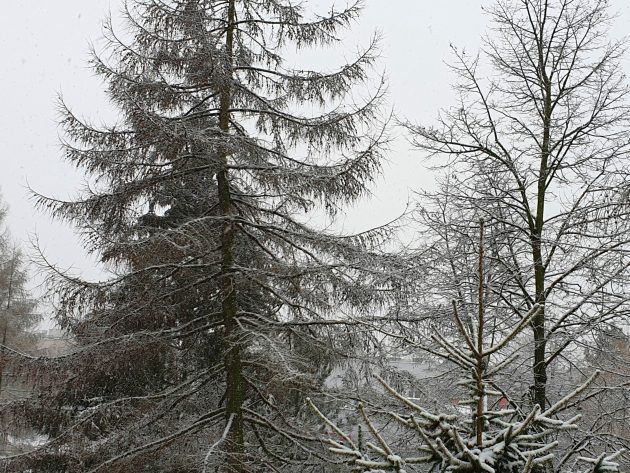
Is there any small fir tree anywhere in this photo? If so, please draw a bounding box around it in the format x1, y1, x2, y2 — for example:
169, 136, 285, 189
313, 222, 619, 473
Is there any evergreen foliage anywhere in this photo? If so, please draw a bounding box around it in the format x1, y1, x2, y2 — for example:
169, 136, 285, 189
1, 1, 392, 471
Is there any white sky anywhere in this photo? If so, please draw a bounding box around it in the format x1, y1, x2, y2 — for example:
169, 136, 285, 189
1, 0, 629, 285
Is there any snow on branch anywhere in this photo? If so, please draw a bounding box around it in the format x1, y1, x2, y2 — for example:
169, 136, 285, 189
312, 221, 616, 473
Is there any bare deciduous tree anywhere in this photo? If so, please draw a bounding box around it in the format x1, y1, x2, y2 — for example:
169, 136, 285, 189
406, 0, 630, 445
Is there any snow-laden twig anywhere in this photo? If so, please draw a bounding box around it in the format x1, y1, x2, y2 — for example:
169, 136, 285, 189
202, 414, 235, 473
542, 371, 600, 417
578, 449, 625, 473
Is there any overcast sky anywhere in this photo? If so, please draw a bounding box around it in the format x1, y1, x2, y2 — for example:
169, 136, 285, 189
1, 0, 629, 283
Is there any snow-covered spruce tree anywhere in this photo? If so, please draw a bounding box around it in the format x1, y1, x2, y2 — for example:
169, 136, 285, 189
0, 1, 392, 471
312, 221, 619, 473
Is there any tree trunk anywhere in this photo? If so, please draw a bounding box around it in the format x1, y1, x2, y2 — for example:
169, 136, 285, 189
475, 220, 486, 446
217, 0, 244, 471
531, 45, 552, 410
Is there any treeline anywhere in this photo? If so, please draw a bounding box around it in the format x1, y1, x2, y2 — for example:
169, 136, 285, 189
0, 199, 40, 455
1, 0, 630, 472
